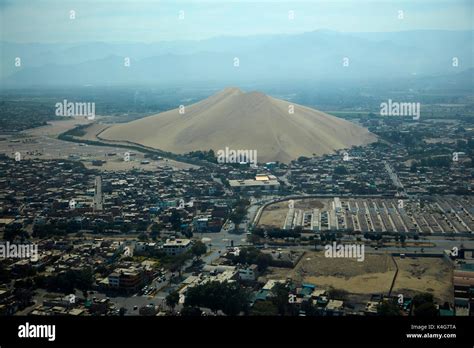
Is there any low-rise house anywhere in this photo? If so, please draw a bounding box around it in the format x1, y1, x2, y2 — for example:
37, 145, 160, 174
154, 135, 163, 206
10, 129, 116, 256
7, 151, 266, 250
326, 299, 344, 315
162, 238, 191, 256
107, 267, 144, 292
238, 265, 258, 281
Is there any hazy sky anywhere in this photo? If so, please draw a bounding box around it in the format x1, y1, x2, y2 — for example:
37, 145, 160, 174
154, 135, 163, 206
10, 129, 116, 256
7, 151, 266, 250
1, 0, 473, 43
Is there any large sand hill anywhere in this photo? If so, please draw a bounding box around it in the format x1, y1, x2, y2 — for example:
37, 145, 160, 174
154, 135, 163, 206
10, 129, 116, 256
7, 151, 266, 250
101, 87, 377, 163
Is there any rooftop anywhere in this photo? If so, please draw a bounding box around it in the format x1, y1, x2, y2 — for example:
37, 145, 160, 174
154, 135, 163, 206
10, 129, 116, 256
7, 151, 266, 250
163, 238, 191, 247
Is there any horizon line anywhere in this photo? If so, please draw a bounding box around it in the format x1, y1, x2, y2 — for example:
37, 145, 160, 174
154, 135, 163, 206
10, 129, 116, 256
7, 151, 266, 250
2, 28, 473, 45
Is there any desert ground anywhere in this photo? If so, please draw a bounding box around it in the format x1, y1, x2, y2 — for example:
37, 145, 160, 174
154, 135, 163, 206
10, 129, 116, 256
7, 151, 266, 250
392, 256, 453, 303
24, 117, 92, 137
258, 201, 290, 228
258, 198, 327, 229
0, 119, 197, 171
261, 251, 453, 303
289, 252, 396, 294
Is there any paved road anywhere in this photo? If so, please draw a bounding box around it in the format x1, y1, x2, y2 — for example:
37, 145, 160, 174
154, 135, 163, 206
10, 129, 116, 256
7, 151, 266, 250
287, 241, 474, 255
384, 161, 404, 192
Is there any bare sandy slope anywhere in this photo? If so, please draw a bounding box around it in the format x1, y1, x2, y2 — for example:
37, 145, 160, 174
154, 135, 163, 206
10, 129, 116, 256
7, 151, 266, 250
101, 87, 377, 163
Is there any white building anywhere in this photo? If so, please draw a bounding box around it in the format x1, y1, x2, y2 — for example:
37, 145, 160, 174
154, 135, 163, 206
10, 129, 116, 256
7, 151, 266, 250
238, 265, 258, 281
162, 238, 192, 256
228, 174, 280, 192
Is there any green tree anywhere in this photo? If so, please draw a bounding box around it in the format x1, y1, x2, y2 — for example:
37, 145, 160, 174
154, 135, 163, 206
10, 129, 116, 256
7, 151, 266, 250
191, 241, 207, 260
413, 293, 434, 308
378, 300, 402, 316
168, 253, 190, 277
413, 293, 438, 316
334, 166, 348, 175
229, 198, 250, 225
414, 302, 438, 316
271, 283, 295, 316
255, 253, 272, 272
166, 291, 180, 311
170, 210, 182, 231
250, 301, 278, 316
150, 223, 162, 239
185, 281, 250, 316
231, 247, 272, 272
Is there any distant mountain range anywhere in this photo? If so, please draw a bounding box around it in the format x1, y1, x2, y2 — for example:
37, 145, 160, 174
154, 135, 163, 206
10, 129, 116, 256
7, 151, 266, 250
1, 30, 473, 87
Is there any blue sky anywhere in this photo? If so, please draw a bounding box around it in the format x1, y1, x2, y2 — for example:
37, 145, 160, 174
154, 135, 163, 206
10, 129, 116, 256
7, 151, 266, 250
1, 0, 472, 43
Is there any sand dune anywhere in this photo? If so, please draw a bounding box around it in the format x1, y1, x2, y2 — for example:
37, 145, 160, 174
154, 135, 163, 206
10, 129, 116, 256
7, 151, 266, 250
101, 87, 377, 163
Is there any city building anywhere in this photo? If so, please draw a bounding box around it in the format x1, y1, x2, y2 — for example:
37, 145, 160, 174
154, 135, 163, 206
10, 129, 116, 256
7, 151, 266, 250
162, 238, 192, 256
229, 174, 280, 192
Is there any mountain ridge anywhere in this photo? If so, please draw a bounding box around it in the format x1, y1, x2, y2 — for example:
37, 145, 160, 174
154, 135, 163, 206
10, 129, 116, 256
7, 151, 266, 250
2, 30, 472, 86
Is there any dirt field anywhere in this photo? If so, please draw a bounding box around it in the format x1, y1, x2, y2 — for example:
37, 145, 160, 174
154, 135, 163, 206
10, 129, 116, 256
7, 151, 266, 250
24, 118, 93, 137
258, 202, 288, 228
0, 119, 197, 172
76, 122, 198, 171
258, 198, 327, 229
82, 154, 196, 171
294, 252, 396, 294
262, 251, 453, 302
294, 199, 325, 210
392, 256, 453, 303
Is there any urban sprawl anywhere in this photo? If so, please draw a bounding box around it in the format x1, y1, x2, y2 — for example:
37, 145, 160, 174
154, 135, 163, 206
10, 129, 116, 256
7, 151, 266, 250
1, 115, 473, 317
